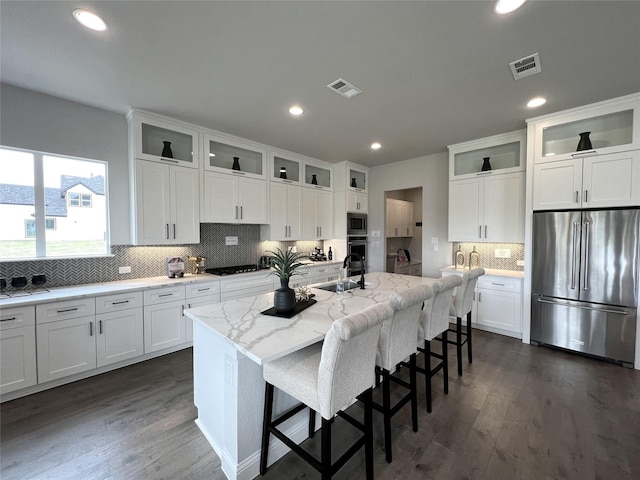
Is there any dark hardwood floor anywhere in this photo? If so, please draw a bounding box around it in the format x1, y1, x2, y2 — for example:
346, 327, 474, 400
2, 329, 639, 480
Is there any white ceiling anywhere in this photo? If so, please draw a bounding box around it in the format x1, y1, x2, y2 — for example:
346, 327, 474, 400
2, 1, 639, 167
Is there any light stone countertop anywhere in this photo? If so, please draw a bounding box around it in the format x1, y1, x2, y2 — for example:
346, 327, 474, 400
185, 271, 439, 365
440, 266, 525, 279
0, 272, 227, 308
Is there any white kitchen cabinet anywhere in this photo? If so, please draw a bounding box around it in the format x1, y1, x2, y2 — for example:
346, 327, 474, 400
262, 182, 302, 240
476, 276, 522, 336
448, 172, 524, 242
345, 163, 368, 213
442, 271, 523, 338
303, 159, 332, 190
95, 291, 144, 368
219, 272, 274, 302
202, 172, 267, 224
203, 132, 266, 179
0, 306, 37, 394
386, 198, 413, 237
143, 285, 186, 353
132, 160, 200, 245
347, 190, 368, 213
128, 109, 200, 169
37, 316, 97, 383
185, 281, 220, 342
449, 130, 525, 181
303, 188, 333, 240
532, 150, 640, 210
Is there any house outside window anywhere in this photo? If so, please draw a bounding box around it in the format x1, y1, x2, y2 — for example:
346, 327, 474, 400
0, 146, 109, 259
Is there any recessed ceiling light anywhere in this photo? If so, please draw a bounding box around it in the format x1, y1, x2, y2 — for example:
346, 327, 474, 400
371, 142, 382, 150
495, 0, 527, 15
527, 96, 547, 108
72, 9, 108, 31
288, 105, 304, 116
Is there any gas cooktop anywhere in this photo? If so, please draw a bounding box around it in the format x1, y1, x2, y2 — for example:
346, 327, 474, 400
205, 264, 268, 276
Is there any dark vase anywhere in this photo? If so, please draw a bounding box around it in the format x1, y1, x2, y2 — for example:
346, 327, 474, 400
274, 278, 296, 314
311, 174, 318, 185
161, 141, 173, 158
351, 178, 357, 188
481, 157, 492, 172
577, 132, 593, 151
279, 167, 287, 179
232, 156, 241, 171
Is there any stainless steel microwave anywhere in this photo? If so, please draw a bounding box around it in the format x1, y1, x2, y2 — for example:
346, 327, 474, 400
347, 213, 367, 235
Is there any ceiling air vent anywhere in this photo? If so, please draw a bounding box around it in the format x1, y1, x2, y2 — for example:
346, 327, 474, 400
509, 53, 541, 80
327, 78, 362, 99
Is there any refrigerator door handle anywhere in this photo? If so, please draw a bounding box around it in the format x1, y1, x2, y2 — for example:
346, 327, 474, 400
535, 297, 629, 316
571, 221, 579, 290
583, 221, 590, 291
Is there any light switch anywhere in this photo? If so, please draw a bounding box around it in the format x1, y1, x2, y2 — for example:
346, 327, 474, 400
431, 237, 439, 245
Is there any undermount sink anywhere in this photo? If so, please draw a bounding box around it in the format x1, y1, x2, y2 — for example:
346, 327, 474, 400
315, 279, 370, 292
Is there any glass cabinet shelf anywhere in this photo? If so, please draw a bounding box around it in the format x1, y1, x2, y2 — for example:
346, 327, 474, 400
141, 124, 194, 164
541, 109, 634, 158
272, 155, 300, 183
304, 163, 331, 189
204, 135, 265, 178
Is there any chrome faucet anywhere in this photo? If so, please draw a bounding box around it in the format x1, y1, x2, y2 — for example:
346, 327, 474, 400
343, 253, 366, 289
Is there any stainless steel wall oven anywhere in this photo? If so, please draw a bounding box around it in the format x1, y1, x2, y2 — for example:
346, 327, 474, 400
346, 236, 367, 277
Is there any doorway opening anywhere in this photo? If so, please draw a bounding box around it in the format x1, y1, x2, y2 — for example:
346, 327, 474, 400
384, 187, 422, 275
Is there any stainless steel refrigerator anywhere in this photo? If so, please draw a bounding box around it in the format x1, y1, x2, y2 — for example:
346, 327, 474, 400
531, 208, 639, 366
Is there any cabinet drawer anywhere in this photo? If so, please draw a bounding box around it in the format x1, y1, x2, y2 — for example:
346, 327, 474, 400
478, 276, 521, 293
144, 285, 185, 305
95, 291, 143, 314
0, 305, 35, 330
220, 274, 273, 293
36, 298, 96, 324
186, 281, 220, 299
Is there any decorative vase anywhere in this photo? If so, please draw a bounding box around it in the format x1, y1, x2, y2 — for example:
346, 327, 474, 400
311, 174, 318, 185
351, 178, 357, 188
469, 246, 480, 269
161, 141, 173, 158
232, 156, 241, 171
274, 278, 296, 314
481, 157, 492, 172
577, 132, 592, 151
279, 167, 287, 179
454, 247, 465, 270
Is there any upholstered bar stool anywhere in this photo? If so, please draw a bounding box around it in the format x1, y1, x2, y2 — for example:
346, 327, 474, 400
374, 284, 432, 463
260, 302, 393, 480
447, 268, 485, 376
416, 275, 462, 413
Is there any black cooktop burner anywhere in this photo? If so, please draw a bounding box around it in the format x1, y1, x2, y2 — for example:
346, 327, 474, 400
205, 264, 266, 276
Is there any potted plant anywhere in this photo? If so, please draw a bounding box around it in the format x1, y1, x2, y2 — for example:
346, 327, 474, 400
267, 248, 309, 314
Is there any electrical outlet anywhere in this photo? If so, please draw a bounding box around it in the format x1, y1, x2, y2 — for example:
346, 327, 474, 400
494, 248, 511, 258
517, 260, 525, 267
118, 266, 131, 274
225, 236, 238, 246
432, 244, 439, 252
289, 246, 297, 253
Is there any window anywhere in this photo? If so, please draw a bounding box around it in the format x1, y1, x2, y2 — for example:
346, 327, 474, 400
68, 192, 92, 208
24, 218, 56, 238
0, 146, 109, 259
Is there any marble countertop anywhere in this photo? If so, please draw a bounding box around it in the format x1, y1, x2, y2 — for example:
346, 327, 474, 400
440, 266, 524, 279
185, 271, 438, 365
0, 273, 225, 308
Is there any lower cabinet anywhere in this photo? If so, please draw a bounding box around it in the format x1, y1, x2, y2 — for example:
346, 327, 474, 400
96, 309, 144, 367
220, 273, 274, 301
143, 285, 186, 353
185, 281, 221, 342
0, 306, 37, 395
442, 271, 523, 338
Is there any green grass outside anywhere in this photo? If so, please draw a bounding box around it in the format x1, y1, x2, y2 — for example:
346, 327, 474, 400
0, 240, 108, 259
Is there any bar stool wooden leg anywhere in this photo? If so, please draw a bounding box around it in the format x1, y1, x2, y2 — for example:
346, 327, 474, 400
425, 340, 432, 413
456, 317, 463, 376
309, 409, 316, 438
410, 353, 418, 432
260, 383, 275, 475
321, 417, 332, 480
363, 388, 374, 480
442, 330, 449, 395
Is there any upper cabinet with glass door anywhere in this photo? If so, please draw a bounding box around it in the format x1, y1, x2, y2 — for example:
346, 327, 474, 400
530, 93, 640, 164
269, 151, 302, 186
203, 132, 266, 180
449, 130, 526, 181
128, 109, 200, 169
303, 158, 333, 190
347, 163, 368, 193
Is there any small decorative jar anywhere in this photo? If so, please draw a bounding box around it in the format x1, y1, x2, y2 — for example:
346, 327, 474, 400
469, 246, 480, 269
232, 156, 241, 171
351, 178, 357, 188
161, 141, 173, 158
481, 157, 491, 172
454, 247, 466, 270
576, 132, 593, 151
311, 174, 318, 185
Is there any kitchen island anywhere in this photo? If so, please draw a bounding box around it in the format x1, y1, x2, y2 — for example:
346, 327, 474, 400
185, 271, 437, 480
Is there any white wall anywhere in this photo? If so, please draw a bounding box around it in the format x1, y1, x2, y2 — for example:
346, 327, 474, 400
0, 84, 130, 244
369, 152, 451, 277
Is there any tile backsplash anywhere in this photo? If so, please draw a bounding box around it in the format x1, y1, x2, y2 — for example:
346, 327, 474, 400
0, 224, 329, 290
453, 242, 524, 271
